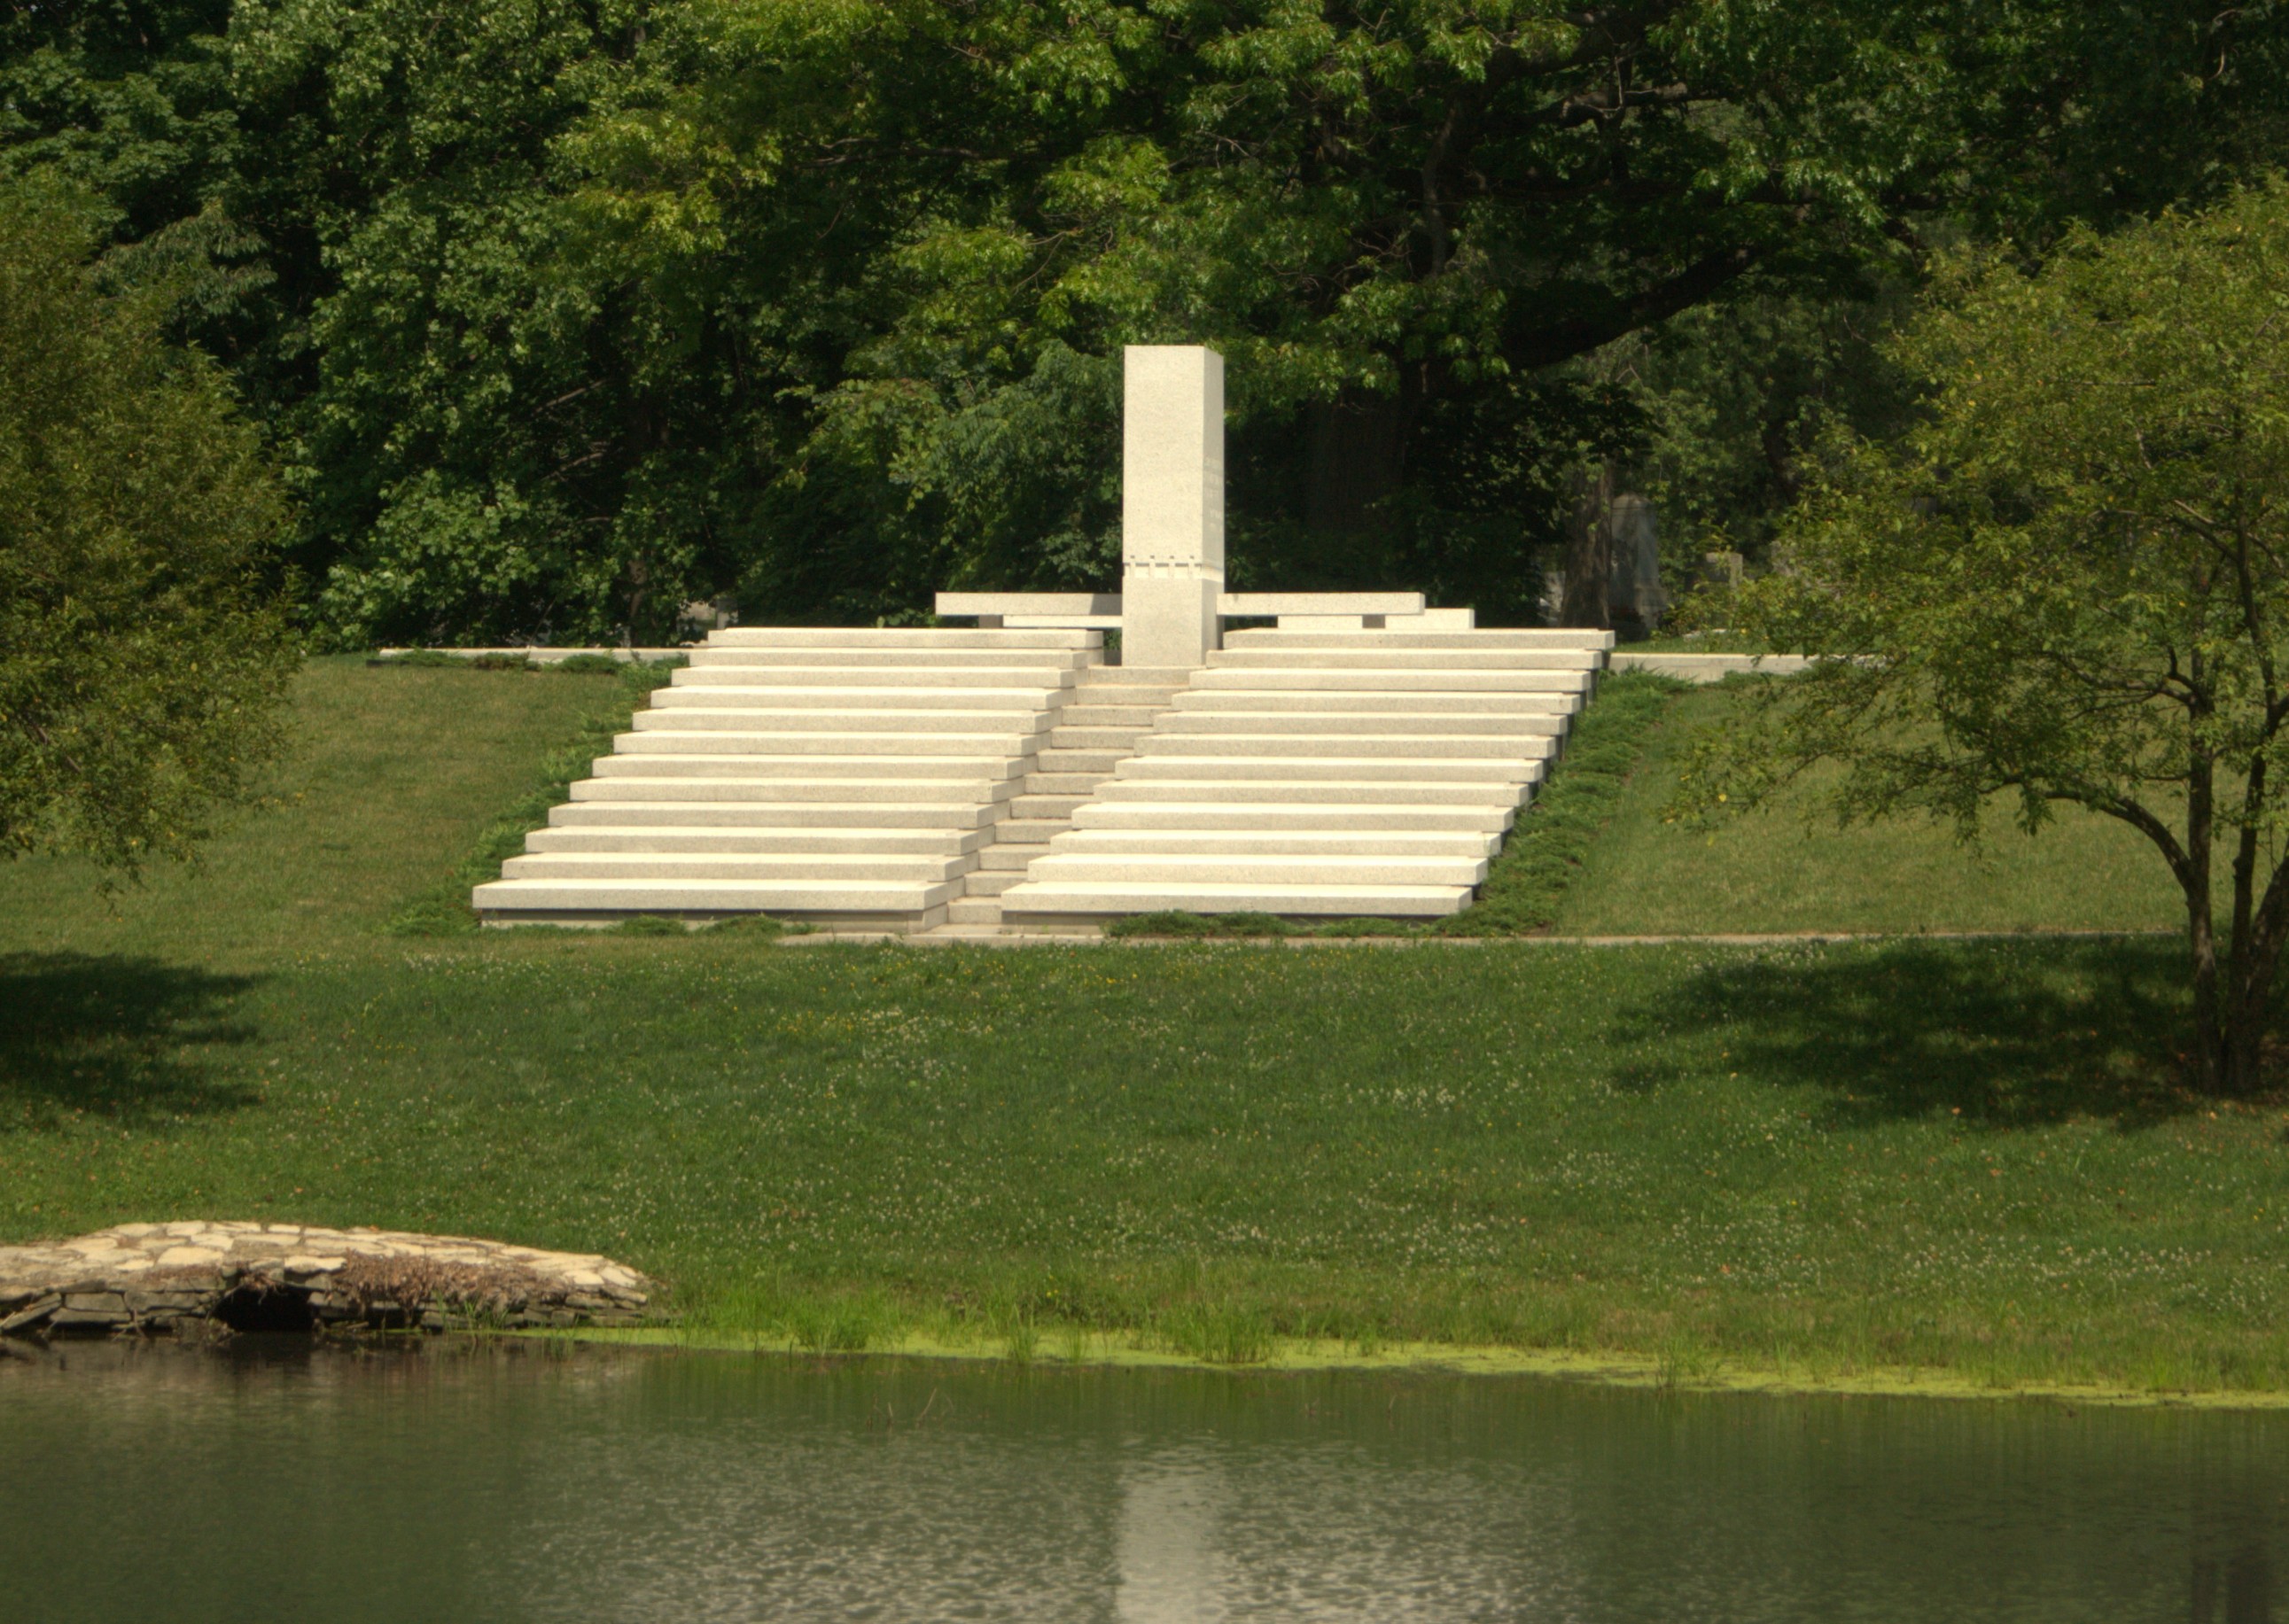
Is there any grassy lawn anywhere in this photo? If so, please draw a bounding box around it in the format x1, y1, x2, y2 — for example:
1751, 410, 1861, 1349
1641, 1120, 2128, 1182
1547, 680, 2185, 936
2, 658, 2281, 1396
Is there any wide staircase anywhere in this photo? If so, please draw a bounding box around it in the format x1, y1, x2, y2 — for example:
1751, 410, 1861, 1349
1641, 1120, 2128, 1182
995, 628, 1611, 923
471, 628, 1100, 929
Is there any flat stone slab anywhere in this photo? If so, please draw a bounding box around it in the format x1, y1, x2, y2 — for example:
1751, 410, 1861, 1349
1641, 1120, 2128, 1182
1607, 652, 1814, 681
0, 1223, 651, 1338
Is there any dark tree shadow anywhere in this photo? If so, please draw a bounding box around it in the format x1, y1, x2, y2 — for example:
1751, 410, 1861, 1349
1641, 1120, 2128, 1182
1607, 937, 2233, 1131
0, 952, 262, 1125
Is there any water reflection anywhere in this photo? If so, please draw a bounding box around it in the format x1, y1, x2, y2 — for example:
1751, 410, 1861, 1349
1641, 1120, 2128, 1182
1117, 1457, 1232, 1622
1, 1340, 2283, 1623
2192, 1543, 2276, 1623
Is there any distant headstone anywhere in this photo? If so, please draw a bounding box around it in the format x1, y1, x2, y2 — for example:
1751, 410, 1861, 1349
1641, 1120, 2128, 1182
678, 596, 740, 635
1607, 494, 1669, 631
1698, 551, 1744, 592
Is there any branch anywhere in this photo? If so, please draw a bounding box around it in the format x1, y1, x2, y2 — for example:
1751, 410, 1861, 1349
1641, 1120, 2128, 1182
1418, 3, 1688, 221
794, 143, 1003, 170
2096, 793, 2199, 896
1505, 242, 1766, 369
1527, 81, 1709, 128
18, 716, 86, 784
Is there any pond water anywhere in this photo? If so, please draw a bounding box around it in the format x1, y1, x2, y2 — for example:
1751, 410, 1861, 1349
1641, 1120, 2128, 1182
3, 1340, 2284, 1622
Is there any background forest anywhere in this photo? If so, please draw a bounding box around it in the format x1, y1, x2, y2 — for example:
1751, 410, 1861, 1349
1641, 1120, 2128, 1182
5, 0, 2285, 646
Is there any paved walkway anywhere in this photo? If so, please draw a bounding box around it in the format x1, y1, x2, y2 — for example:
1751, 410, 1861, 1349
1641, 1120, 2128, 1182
796, 926, 2177, 948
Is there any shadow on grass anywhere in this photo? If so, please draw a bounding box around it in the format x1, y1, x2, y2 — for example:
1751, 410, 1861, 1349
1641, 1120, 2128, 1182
0, 952, 262, 1126
1610, 936, 2221, 1131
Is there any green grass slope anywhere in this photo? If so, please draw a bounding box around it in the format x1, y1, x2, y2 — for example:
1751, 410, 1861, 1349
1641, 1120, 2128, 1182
0, 660, 2277, 1398
1545, 680, 2184, 936
0, 657, 632, 964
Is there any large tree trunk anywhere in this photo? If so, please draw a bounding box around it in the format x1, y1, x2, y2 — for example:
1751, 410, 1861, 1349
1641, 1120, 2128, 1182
2219, 754, 2289, 1096
1558, 462, 1615, 628
2184, 751, 2227, 1091
1305, 393, 1412, 537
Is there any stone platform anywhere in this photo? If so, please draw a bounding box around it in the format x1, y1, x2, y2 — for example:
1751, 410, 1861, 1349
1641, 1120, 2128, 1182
0, 1222, 651, 1337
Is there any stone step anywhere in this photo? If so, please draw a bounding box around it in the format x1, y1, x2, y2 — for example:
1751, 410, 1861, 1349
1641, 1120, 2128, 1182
502, 852, 975, 882
675, 664, 1079, 687
1207, 648, 1602, 672
977, 843, 1052, 872
614, 731, 1038, 758
571, 777, 1019, 804
1221, 629, 1616, 651
998, 880, 1472, 920
549, 800, 1001, 829
652, 685, 1062, 710
1009, 793, 1093, 819
1111, 757, 1538, 783
1048, 830, 1499, 858
527, 827, 993, 855
1172, 691, 1578, 716
946, 897, 1008, 925
635, 708, 1052, 733
1090, 778, 1532, 805
1023, 853, 1489, 886
1187, 668, 1592, 693
708, 627, 1098, 649
473, 877, 960, 916
1071, 682, 1182, 701
1080, 665, 1195, 684
1055, 706, 1166, 728
1072, 802, 1515, 833
688, 650, 1092, 671
961, 869, 1030, 897
1025, 771, 1114, 795
1033, 747, 1129, 772
591, 754, 1027, 781
1143, 714, 1566, 740
1047, 727, 1155, 749
985, 818, 1070, 843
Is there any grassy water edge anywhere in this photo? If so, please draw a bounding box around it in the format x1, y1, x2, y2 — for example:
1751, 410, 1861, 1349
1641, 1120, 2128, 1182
3, 661, 2284, 1404
551, 1325, 2289, 1410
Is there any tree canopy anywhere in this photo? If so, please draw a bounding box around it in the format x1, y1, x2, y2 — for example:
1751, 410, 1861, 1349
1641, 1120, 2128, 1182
3, 1, 2285, 641
0, 178, 296, 874
1701, 183, 2289, 1094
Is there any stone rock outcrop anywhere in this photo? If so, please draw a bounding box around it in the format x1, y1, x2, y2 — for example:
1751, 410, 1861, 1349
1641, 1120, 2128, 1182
0, 1222, 651, 1337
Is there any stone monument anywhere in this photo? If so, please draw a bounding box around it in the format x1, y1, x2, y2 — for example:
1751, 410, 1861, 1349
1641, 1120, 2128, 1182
1120, 345, 1225, 670
1606, 493, 1670, 632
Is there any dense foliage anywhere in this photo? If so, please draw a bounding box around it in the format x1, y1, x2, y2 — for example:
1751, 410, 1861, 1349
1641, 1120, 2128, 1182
1704, 185, 2289, 1094
0, 179, 295, 874
4, 2, 2285, 641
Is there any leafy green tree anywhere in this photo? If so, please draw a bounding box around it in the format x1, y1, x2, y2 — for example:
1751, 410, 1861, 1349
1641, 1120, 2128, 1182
575, 0, 2289, 626
0, 2, 237, 241
0, 181, 296, 874
8, 1, 2285, 640
1700, 185, 2289, 1094
218, 0, 701, 645
1608, 285, 1919, 572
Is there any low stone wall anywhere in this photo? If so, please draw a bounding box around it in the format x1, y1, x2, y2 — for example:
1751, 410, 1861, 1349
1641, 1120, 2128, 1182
1608, 652, 1814, 683
0, 1222, 651, 1338
372, 646, 686, 664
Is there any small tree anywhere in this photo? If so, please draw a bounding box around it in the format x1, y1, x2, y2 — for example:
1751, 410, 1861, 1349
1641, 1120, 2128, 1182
0, 181, 296, 876
1699, 185, 2289, 1094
